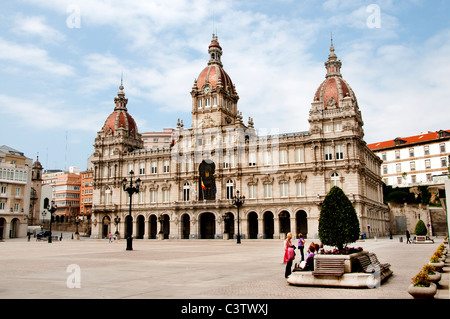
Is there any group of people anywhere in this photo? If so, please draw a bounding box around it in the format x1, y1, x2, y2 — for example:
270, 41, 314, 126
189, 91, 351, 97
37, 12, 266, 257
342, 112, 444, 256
283, 232, 324, 278
108, 232, 117, 243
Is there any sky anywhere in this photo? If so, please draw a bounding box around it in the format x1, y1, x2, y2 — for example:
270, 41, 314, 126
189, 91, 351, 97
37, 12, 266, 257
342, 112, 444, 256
1, 0, 449, 171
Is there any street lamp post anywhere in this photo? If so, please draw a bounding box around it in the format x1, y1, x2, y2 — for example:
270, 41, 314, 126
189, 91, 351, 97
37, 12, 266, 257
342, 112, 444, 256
43, 198, 56, 243
231, 190, 245, 244
122, 170, 141, 251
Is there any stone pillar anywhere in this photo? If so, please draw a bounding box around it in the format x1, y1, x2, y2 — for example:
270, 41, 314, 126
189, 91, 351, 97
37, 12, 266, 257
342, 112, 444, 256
258, 216, 264, 239
274, 217, 280, 239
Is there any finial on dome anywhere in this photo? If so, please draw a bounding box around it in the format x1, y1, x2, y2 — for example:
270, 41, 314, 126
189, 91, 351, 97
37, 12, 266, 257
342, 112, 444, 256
114, 75, 128, 110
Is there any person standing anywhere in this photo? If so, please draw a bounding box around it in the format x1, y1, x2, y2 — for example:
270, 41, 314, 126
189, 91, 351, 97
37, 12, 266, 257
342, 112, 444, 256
297, 233, 305, 261
284, 232, 294, 278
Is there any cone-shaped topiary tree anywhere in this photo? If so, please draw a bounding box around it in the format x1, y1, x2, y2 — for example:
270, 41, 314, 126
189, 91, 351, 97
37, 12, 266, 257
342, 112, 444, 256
319, 186, 360, 251
414, 219, 428, 236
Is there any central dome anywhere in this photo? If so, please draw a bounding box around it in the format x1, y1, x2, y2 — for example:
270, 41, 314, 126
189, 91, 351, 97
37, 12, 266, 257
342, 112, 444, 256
102, 83, 138, 138
197, 64, 235, 94
313, 43, 357, 109
196, 34, 236, 95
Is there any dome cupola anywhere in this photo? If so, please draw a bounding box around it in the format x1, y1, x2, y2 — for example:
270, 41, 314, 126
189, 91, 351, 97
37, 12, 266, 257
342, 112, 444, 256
102, 82, 139, 139
309, 42, 364, 138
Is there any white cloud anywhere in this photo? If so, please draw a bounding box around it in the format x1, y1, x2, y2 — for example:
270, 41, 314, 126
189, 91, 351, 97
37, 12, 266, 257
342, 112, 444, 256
0, 93, 104, 132
12, 15, 65, 43
0, 37, 74, 76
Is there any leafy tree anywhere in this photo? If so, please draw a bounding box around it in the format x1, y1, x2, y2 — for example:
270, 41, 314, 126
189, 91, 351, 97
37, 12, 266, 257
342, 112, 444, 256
415, 219, 428, 236
318, 186, 360, 251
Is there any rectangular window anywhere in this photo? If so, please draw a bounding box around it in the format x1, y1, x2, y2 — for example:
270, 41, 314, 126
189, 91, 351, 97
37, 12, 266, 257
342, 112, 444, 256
279, 150, 288, 164
425, 159, 431, 169
324, 124, 332, 133
409, 148, 415, 157
440, 143, 446, 153
163, 160, 170, 173
0, 202, 5, 210
296, 182, 305, 197
248, 185, 256, 199
334, 122, 342, 132
382, 152, 387, 161
410, 161, 416, 171
395, 150, 400, 159
396, 163, 402, 173
383, 165, 388, 174
150, 190, 157, 203
163, 189, 169, 203
223, 155, 229, 169
139, 163, 145, 175
441, 157, 448, 167
151, 161, 157, 174
264, 184, 272, 198
263, 151, 272, 165
197, 99, 202, 108
249, 152, 256, 167
325, 146, 333, 161
280, 182, 288, 198
424, 146, 430, 155
295, 148, 304, 163
335, 145, 344, 160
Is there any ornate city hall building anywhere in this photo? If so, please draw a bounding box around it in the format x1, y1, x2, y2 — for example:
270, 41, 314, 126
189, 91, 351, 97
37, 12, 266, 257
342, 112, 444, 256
90, 35, 389, 240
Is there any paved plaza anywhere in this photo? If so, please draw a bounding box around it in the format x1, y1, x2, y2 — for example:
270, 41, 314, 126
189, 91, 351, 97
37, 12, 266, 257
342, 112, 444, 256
0, 235, 448, 300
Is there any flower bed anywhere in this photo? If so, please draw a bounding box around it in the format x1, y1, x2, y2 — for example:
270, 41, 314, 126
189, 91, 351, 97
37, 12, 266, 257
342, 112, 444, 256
323, 247, 363, 255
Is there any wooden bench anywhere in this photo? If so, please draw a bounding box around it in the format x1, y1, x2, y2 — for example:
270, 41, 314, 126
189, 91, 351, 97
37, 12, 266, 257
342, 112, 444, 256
312, 257, 345, 277
367, 253, 391, 272
355, 253, 393, 282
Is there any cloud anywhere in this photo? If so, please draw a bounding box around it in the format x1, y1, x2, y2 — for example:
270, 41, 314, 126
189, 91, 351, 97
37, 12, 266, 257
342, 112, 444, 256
0, 93, 104, 132
0, 37, 74, 76
12, 15, 65, 43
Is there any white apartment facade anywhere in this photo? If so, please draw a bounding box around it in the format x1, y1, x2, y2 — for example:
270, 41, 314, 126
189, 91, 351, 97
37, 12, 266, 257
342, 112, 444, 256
368, 131, 450, 187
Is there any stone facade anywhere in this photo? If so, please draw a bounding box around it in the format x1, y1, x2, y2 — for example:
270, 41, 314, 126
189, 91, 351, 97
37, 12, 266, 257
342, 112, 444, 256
90, 36, 389, 240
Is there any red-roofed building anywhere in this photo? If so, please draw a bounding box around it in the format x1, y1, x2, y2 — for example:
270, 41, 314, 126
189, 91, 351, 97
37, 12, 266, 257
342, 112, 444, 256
367, 130, 450, 187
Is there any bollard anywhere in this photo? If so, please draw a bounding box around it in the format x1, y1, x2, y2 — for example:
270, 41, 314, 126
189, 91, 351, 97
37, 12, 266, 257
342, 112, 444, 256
399, 237, 403, 243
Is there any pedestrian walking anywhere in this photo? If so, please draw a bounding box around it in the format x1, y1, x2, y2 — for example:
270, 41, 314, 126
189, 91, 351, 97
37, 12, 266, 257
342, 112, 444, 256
297, 233, 305, 261
108, 232, 112, 243
406, 230, 411, 244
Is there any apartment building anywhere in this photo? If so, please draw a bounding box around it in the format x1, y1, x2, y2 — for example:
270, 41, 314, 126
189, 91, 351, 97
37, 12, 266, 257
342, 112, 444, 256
368, 130, 450, 187
0, 145, 32, 239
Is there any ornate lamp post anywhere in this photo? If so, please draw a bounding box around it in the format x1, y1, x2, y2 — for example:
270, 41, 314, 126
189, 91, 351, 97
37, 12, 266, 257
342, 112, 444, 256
122, 170, 141, 251
43, 198, 56, 243
231, 190, 245, 244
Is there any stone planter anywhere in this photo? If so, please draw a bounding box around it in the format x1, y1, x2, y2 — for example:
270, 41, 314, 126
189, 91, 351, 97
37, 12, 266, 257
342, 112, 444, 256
429, 261, 445, 272
427, 272, 441, 284
407, 283, 437, 299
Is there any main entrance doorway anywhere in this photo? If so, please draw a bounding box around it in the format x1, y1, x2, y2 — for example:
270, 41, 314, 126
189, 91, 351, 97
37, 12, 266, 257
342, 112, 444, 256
200, 212, 215, 239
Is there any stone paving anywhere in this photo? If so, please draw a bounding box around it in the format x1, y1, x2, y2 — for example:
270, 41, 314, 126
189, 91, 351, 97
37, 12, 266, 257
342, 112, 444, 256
0, 235, 448, 299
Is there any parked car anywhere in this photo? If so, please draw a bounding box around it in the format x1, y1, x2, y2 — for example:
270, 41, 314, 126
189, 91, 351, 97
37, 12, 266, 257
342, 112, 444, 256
36, 230, 51, 239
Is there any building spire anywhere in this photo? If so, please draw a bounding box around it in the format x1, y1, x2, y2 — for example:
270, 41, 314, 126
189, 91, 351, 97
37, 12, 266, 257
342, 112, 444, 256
325, 38, 342, 78
114, 76, 128, 111
208, 33, 223, 66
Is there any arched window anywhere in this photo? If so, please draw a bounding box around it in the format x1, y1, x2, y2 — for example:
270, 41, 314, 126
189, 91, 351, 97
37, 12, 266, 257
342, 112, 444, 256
331, 173, 340, 188
226, 180, 234, 199
183, 182, 190, 201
